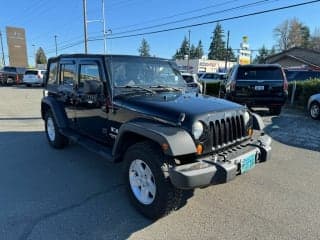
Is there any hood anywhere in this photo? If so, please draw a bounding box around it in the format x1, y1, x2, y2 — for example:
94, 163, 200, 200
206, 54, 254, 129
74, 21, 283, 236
115, 92, 244, 125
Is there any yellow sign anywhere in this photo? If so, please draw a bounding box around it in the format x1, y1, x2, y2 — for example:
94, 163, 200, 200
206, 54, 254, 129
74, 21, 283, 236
239, 56, 250, 65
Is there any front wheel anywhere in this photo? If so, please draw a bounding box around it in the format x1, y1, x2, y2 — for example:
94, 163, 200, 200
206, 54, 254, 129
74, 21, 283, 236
45, 111, 68, 148
124, 141, 183, 219
309, 102, 320, 120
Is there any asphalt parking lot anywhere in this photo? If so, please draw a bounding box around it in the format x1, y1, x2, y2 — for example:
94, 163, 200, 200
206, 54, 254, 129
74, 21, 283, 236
0, 86, 320, 240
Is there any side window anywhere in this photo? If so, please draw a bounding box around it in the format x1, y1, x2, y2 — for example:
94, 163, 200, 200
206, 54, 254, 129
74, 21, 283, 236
48, 62, 58, 85
204, 74, 214, 79
60, 64, 76, 87
79, 64, 100, 88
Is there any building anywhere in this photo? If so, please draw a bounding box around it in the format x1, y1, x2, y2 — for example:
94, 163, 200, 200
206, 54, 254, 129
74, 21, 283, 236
265, 47, 320, 70
175, 58, 236, 73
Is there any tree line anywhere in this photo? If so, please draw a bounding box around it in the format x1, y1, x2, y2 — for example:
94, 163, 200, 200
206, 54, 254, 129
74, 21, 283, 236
139, 18, 320, 63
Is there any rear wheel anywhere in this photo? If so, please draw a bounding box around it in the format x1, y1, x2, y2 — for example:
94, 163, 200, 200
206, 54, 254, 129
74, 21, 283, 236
45, 111, 68, 148
124, 141, 183, 219
309, 102, 320, 120
269, 106, 282, 115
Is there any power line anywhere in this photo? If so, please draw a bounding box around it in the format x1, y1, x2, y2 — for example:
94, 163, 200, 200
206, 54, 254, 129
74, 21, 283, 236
46, 0, 320, 54
110, 0, 278, 36
111, 0, 241, 31
105, 0, 320, 40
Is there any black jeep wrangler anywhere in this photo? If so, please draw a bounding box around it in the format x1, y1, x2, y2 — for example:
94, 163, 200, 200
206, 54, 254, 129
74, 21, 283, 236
41, 54, 271, 219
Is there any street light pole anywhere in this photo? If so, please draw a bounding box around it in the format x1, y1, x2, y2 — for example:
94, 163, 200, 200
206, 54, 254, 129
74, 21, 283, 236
54, 35, 58, 56
224, 30, 230, 72
83, 0, 88, 53
102, 0, 107, 54
0, 30, 6, 66
32, 44, 36, 67
188, 30, 191, 72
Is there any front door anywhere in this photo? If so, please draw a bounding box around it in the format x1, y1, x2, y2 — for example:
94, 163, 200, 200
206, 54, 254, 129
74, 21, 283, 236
56, 60, 77, 129
74, 60, 110, 144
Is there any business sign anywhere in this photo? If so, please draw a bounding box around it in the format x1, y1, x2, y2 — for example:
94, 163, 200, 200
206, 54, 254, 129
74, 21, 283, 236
238, 36, 251, 65
6, 26, 28, 67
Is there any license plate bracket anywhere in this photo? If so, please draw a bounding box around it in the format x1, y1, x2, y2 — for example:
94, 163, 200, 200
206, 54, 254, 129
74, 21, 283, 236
241, 153, 256, 174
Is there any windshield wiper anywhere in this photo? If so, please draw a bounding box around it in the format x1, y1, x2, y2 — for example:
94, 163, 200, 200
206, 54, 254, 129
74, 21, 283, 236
115, 85, 156, 94
149, 85, 183, 92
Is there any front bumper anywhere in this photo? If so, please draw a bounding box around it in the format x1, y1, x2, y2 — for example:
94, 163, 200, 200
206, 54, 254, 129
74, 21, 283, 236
169, 133, 271, 189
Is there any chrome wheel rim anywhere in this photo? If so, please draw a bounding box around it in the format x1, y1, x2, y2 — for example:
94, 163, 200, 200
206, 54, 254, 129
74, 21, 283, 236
310, 104, 320, 118
47, 117, 55, 142
129, 159, 156, 205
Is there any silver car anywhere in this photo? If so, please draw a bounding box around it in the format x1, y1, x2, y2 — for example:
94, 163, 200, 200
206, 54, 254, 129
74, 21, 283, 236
308, 93, 320, 120
23, 69, 46, 87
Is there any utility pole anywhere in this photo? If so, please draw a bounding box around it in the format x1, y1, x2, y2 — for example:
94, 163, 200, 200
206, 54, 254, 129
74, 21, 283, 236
32, 44, 36, 67
83, 0, 88, 53
0, 30, 5, 66
187, 30, 191, 72
54, 35, 58, 56
102, 0, 107, 53
224, 30, 230, 72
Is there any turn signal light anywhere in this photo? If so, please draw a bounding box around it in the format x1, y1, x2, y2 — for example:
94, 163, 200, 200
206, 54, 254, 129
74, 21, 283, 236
247, 128, 253, 137
196, 144, 203, 155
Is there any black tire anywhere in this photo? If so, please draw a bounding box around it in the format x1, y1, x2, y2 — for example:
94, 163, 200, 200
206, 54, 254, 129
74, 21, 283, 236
44, 111, 68, 149
26, 84, 31, 87
123, 141, 183, 219
269, 106, 282, 115
309, 102, 320, 120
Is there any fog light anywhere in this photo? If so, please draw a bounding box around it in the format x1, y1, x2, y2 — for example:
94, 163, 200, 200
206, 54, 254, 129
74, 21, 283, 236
196, 144, 203, 155
247, 128, 253, 137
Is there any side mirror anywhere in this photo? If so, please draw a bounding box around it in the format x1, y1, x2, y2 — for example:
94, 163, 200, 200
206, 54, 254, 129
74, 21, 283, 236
83, 80, 102, 94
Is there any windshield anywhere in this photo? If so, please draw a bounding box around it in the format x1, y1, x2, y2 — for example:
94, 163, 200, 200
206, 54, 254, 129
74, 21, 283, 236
3, 67, 17, 72
108, 57, 186, 91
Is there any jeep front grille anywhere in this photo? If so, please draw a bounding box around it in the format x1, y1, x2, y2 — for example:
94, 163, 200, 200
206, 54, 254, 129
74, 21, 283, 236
210, 114, 246, 151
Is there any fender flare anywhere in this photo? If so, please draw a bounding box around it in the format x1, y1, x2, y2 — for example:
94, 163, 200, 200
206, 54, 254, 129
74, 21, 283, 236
41, 96, 69, 129
112, 119, 197, 159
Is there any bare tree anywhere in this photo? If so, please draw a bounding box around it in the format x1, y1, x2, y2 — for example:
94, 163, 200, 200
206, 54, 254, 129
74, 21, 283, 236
273, 20, 290, 51
274, 18, 310, 51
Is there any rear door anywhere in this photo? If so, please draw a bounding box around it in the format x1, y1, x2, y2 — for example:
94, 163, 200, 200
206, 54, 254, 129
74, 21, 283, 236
235, 66, 284, 98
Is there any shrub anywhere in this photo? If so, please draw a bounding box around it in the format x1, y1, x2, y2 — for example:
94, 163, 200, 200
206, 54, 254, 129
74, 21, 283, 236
289, 79, 320, 106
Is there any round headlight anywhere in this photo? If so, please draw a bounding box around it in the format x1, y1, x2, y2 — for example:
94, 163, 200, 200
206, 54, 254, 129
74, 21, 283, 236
243, 111, 250, 126
192, 121, 204, 140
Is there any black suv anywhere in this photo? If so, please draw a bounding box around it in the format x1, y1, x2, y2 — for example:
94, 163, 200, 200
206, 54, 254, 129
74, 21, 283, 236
41, 54, 271, 219
221, 64, 288, 115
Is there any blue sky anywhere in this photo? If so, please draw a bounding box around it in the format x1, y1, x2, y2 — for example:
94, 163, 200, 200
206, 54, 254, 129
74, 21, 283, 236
0, 0, 320, 65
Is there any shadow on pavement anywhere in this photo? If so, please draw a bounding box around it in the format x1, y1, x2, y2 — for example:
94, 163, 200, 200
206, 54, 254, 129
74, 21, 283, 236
0, 131, 192, 240
261, 109, 320, 152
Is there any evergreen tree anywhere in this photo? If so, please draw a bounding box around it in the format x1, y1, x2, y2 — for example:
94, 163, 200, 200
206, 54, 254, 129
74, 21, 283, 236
253, 45, 277, 64
36, 47, 47, 64
138, 38, 151, 57
208, 23, 226, 60
173, 36, 189, 59
226, 47, 236, 62
190, 44, 196, 59
195, 40, 204, 59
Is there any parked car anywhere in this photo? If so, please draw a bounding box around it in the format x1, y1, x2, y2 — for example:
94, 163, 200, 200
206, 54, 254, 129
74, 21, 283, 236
284, 69, 320, 82
308, 93, 320, 120
220, 64, 288, 115
181, 72, 203, 93
199, 72, 226, 83
41, 54, 271, 219
23, 69, 46, 87
0, 66, 25, 85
